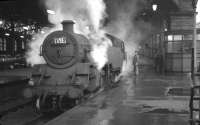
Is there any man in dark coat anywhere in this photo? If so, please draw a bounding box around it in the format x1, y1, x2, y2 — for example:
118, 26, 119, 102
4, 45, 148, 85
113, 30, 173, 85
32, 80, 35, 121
133, 52, 139, 75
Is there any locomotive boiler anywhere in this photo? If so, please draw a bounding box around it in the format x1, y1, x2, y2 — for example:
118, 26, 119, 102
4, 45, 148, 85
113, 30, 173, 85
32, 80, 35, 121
26, 20, 126, 113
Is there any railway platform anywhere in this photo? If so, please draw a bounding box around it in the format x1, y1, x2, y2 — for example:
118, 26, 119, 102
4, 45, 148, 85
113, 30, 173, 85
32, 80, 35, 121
44, 66, 194, 125
0, 68, 32, 117
0, 68, 32, 99
0, 68, 32, 78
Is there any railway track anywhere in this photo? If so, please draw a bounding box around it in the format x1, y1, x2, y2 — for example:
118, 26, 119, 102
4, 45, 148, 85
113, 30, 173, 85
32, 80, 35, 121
0, 98, 53, 125
24, 113, 60, 125
25, 89, 105, 125
0, 87, 107, 125
0, 103, 59, 125
0, 99, 32, 117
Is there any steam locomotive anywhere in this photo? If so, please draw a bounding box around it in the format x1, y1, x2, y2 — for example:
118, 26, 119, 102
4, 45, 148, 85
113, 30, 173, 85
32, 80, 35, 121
25, 20, 126, 113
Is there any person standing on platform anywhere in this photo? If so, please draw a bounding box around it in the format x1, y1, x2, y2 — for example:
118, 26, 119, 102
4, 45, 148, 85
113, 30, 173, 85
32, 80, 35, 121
155, 51, 163, 73
158, 53, 163, 73
133, 51, 139, 75
154, 52, 159, 73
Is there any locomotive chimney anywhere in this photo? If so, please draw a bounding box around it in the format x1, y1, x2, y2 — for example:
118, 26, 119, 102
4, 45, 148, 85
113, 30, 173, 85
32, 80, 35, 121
61, 20, 74, 33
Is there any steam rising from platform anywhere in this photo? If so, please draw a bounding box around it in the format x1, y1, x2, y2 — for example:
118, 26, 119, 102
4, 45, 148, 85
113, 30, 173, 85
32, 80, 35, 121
105, 0, 153, 76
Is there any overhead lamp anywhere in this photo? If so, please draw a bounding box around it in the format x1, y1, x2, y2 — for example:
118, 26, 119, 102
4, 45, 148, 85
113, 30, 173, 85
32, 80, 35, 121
168, 35, 173, 41
5, 33, 10, 36
0, 20, 3, 25
41, 30, 45, 34
152, 4, 158, 11
20, 35, 24, 38
47, 9, 55, 15
23, 26, 29, 30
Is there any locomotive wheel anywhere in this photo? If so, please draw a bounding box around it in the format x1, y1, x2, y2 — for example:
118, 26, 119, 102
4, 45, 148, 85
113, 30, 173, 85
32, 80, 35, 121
35, 95, 44, 113
104, 64, 112, 85
109, 65, 117, 83
99, 73, 104, 89
111, 71, 118, 83
104, 64, 118, 88
35, 94, 59, 113
58, 96, 78, 111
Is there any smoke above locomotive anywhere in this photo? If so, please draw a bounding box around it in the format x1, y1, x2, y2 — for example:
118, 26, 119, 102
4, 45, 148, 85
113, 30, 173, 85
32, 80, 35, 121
26, 0, 156, 78
24, 0, 127, 112
27, 0, 112, 70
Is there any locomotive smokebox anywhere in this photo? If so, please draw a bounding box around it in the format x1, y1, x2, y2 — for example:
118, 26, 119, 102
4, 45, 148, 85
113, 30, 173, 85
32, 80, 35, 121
61, 20, 74, 33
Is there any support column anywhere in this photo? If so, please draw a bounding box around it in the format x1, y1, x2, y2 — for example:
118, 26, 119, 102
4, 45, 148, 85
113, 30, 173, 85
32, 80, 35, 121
192, 11, 197, 77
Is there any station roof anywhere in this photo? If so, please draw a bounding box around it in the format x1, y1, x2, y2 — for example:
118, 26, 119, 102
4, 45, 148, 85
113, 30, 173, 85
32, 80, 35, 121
0, 0, 198, 26
0, 0, 48, 26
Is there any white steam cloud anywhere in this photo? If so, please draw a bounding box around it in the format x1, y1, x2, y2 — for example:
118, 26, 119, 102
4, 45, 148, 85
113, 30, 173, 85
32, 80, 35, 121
44, 0, 107, 36
26, 26, 61, 65
27, 0, 111, 70
105, 0, 153, 76
27, 0, 153, 78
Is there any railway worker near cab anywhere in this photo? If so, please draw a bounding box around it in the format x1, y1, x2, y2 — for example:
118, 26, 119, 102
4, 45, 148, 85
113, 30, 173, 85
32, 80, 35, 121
133, 51, 139, 75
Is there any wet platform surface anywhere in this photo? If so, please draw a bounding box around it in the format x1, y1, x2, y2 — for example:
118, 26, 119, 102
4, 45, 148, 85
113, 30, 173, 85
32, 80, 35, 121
0, 68, 32, 115
45, 68, 193, 125
0, 68, 31, 100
